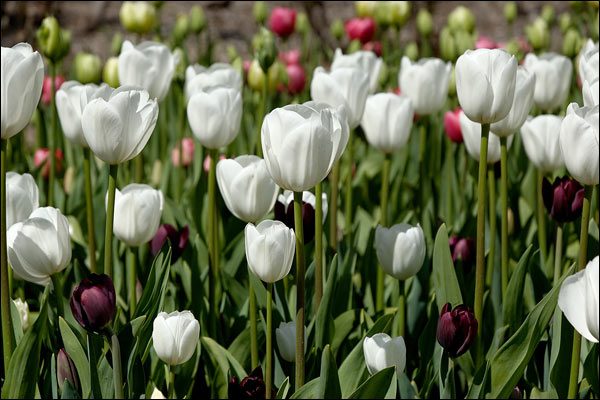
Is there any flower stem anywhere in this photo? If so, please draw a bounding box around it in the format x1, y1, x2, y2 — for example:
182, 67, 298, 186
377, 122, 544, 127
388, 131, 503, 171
266, 282, 273, 400
567, 185, 592, 399
376, 153, 391, 312
329, 161, 340, 251
127, 247, 137, 318
486, 168, 496, 288
553, 225, 563, 286
293, 191, 306, 389
256, 74, 268, 157
397, 280, 405, 337
536, 170, 548, 274
315, 182, 323, 310
84, 148, 97, 273
1, 140, 14, 373
344, 130, 355, 245
50, 273, 64, 318
500, 138, 508, 301
474, 123, 489, 367
110, 333, 124, 399
104, 164, 118, 277
48, 62, 57, 207
249, 282, 259, 369
208, 148, 219, 337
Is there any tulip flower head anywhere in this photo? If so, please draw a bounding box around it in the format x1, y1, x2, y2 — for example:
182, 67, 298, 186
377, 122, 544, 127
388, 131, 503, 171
170, 137, 195, 167
284, 63, 306, 94
112, 184, 164, 247
229, 367, 266, 399
332, 48, 383, 93
436, 303, 478, 357
542, 177, 584, 224
363, 333, 406, 375
444, 108, 463, 143
361, 92, 414, 153
152, 310, 200, 365
398, 56, 452, 115
150, 224, 189, 264
274, 190, 327, 243
490, 67, 536, 137
70, 273, 116, 332
520, 115, 564, 173
6, 172, 39, 229
269, 7, 296, 38
449, 236, 476, 269
583, 77, 599, 107
57, 348, 80, 393
578, 39, 599, 85
185, 63, 243, 101
279, 49, 301, 66
374, 223, 426, 280
345, 17, 376, 44
275, 321, 307, 363
34, 148, 64, 179
523, 52, 572, 112
119, 1, 156, 34
245, 220, 295, 283
41, 75, 65, 105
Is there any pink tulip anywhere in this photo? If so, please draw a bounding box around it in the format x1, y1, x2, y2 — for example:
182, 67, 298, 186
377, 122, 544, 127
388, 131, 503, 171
285, 63, 306, 94
34, 148, 64, 178
475, 36, 498, 49
444, 108, 463, 143
345, 17, 376, 44
279, 49, 301, 65
269, 7, 296, 38
41, 75, 65, 105
203, 153, 227, 173
171, 138, 195, 167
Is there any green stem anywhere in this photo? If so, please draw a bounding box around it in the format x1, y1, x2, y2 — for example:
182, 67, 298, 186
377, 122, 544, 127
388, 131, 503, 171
48, 62, 57, 207
536, 170, 548, 274
567, 185, 592, 399
474, 123, 489, 367
127, 247, 137, 318
50, 273, 64, 318
419, 121, 427, 219
256, 75, 268, 157
376, 153, 391, 312
134, 153, 143, 183
1, 140, 14, 374
110, 333, 124, 399
104, 164, 119, 277
208, 148, 218, 337
398, 280, 405, 337
84, 148, 97, 273
249, 282, 259, 369
293, 191, 306, 389
329, 161, 340, 251
553, 225, 563, 286
266, 282, 273, 400
486, 169, 496, 288
500, 138, 508, 301
315, 182, 323, 310
344, 130, 355, 243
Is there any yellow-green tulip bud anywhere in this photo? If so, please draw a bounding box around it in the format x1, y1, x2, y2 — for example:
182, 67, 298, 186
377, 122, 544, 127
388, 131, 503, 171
111, 33, 123, 57
454, 30, 475, 55
247, 59, 265, 91
355, 1, 377, 17
417, 9, 433, 37
439, 27, 456, 61
559, 12, 573, 33
562, 28, 583, 58
173, 47, 186, 80
36, 16, 70, 63
296, 12, 309, 35
189, 5, 206, 34
390, 1, 411, 27
255, 28, 277, 73
330, 18, 345, 40
526, 17, 550, 51
268, 61, 286, 92
541, 4, 555, 26
227, 45, 239, 63
504, 2, 517, 24
172, 14, 189, 46
448, 65, 456, 97
504, 39, 520, 57
119, 1, 156, 34
404, 41, 419, 61
102, 57, 120, 88
74, 52, 102, 84
347, 39, 363, 54
448, 6, 475, 33
253, 1, 268, 25
374, 2, 393, 28
377, 61, 389, 87
231, 57, 243, 77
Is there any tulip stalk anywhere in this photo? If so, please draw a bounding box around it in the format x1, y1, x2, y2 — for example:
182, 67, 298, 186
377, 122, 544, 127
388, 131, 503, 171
329, 162, 340, 251
207, 148, 219, 337
553, 226, 563, 286
293, 191, 306, 389
47, 62, 58, 207
315, 182, 324, 309
266, 282, 273, 399
500, 138, 509, 300
474, 123, 489, 366
104, 164, 119, 277
536, 170, 548, 272
249, 283, 259, 369
84, 148, 97, 273
1, 139, 15, 373
567, 185, 592, 399
486, 168, 497, 288
50, 273, 64, 318
127, 247, 137, 317
344, 130, 355, 245
110, 333, 124, 399
376, 153, 391, 312
397, 280, 405, 337
255, 76, 268, 157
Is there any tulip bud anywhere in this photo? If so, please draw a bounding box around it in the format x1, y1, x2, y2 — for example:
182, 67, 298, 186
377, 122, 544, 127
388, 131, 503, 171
436, 303, 478, 357
63, 166, 75, 195
542, 177, 584, 224
189, 5, 206, 34
404, 41, 419, 60
255, 28, 277, 73
504, 2, 517, 24
41, 75, 65, 106
444, 108, 463, 143
355, 1, 377, 17
399, 56, 452, 116
70, 274, 116, 332
36, 16, 71, 63
112, 184, 164, 247
525, 18, 550, 51
448, 236, 475, 268
253, 1, 268, 25
74, 52, 102, 84
119, 1, 157, 34
269, 7, 296, 38
13, 298, 30, 331
245, 220, 295, 283
151, 160, 163, 187
562, 28, 583, 58
274, 191, 327, 244
57, 348, 80, 393
247, 59, 266, 91
375, 224, 426, 280
34, 148, 64, 179
172, 14, 190, 46
541, 4, 555, 26
363, 333, 406, 375
389, 1, 411, 27
559, 12, 573, 33
102, 57, 120, 88
448, 6, 475, 33
454, 30, 476, 55
111, 33, 123, 57
417, 9, 433, 37
345, 17, 376, 44
150, 224, 190, 263
229, 367, 266, 399
152, 311, 200, 365
171, 137, 195, 168
361, 93, 414, 153
439, 27, 456, 61
275, 321, 307, 363
296, 12, 309, 35
448, 65, 456, 96
330, 19, 345, 40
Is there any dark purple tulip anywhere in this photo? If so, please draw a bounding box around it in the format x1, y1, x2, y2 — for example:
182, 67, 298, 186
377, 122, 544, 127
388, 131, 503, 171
449, 236, 475, 268
57, 348, 80, 392
150, 224, 189, 264
70, 274, 116, 332
542, 176, 584, 224
436, 303, 478, 358
274, 198, 316, 243
228, 366, 266, 399
510, 386, 523, 399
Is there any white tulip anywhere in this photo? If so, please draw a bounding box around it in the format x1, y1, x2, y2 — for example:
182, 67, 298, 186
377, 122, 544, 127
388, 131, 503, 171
558, 256, 599, 343
520, 115, 564, 173
82, 86, 158, 164
361, 93, 414, 153
1, 43, 44, 139
150, 387, 166, 399
303, 100, 349, 164
363, 333, 406, 375
152, 311, 200, 365
187, 86, 242, 149
455, 49, 517, 124
185, 63, 243, 101
118, 40, 179, 101
490, 67, 536, 137
7, 207, 71, 286
331, 48, 383, 93
244, 220, 295, 283
262, 103, 346, 192
56, 81, 113, 147
578, 39, 599, 85
13, 298, 29, 330
374, 223, 426, 280
523, 53, 572, 112
459, 111, 514, 164
216, 155, 279, 223
399, 56, 452, 115
275, 321, 307, 362
6, 172, 38, 229
559, 103, 599, 186
111, 184, 163, 247
583, 78, 599, 107
310, 66, 369, 129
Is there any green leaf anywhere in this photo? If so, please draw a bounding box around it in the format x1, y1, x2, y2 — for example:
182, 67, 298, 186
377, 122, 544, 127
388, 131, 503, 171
398, 372, 416, 399
318, 344, 341, 399
465, 361, 490, 399
201, 336, 246, 398
290, 378, 321, 399
489, 265, 575, 398
276, 377, 290, 399
59, 317, 91, 398
432, 223, 463, 311
315, 255, 338, 350
61, 379, 81, 399
348, 366, 395, 399
549, 307, 574, 398
502, 246, 533, 334
10, 298, 23, 344
583, 343, 599, 395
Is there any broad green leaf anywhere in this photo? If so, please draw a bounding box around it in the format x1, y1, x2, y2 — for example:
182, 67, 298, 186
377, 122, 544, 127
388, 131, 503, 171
549, 308, 574, 398
465, 361, 490, 399
318, 345, 341, 399
432, 223, 463, 311
290, 377, 320, 399
201, 336, 246, 398
348, 366, 395, 399
61, 379, 81, 399
502, 246, 533, 334
59, 317, 91, 398
276, 377, 290, 399
332, 309, 359, 353
398, 372, 417, 399
87, 333, 103, 399
583, 343, 599, 395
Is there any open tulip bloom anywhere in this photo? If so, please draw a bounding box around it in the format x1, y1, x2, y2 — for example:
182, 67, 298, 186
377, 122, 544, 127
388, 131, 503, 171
523, 52, 572, 113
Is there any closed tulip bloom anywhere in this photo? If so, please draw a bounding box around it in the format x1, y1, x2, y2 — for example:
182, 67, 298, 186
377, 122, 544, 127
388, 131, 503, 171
444, 108, 463, 143
111, 184, 163, 247
118, 40, 179, 101
274, 190, 327, 243
375, 223, 426, 280
269, 7, 296, 38
6, 172, 39, 229
520, 115, 564, 173
56, 81, 113, 147
491, 67, 536, 137
345, 17, 376, 44
523, 53, 572, 112
361, 93, 414, 153
558, 256, 599, 343
70, 273, 116, 332
152, 311, 200, 365
578, 39, 599, 84
7, 207, 71, 286
542, 177, 584, 224
399, 57, 452, 115
184, 63, 243, 101
216, 155, 279, 223
460, 111, 514, 164
310, 66, 369, 129
261, 103, 346, 191
57, 348, 80, 392
275, 321, 307, 362
436, 303, 478, 357
332, 48, 383, 93
1, 43, 44, 139
449, 236, 476, 268
187, 86, 242, 149
284, 63, 306, 95
244, 220, 295, 283
150, 224, 189, 264
171, 137, 195, 167
229, 367, 266, 399
583, 77, 599, 107
363, 333, 406, 375
559, 103, 599, 186
34, 148, 64, 179
455, 49, 517, 124
82, 86, 158, 164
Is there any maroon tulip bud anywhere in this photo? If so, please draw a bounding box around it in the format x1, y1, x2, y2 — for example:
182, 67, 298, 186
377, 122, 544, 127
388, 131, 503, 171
57, 348, 80, 393
449, 235, 475, 268
274, 195, 316, 243
70, 274, 116, 333
362, 41, 383, 56
444, 108, 463, 143
228, 366, 266, 399
345, 17, 376, 44
150, 224, 190, 264
269, 7, 296, 38
436, 303, 478, 358
542, 176, 584, 224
